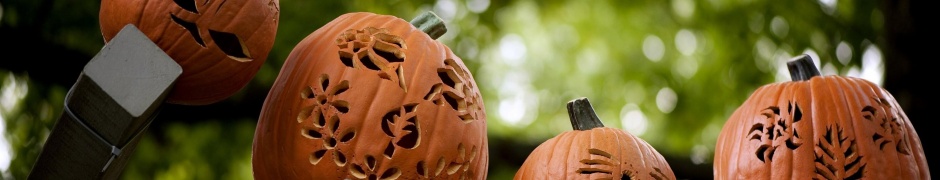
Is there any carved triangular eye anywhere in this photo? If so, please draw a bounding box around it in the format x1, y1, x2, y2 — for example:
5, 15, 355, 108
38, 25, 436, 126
209, 29, 253, 62
170, 14, 206, 47
173, 0, 199, 14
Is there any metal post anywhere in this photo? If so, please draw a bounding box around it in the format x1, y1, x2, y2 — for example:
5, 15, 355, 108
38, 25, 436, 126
28, 24, 181, 180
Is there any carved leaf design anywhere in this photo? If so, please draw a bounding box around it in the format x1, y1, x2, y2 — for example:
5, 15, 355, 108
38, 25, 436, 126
865, 97, 911, 155
814, 125, 865, 180
751, 101, 804, 163
336, 27, 407, 90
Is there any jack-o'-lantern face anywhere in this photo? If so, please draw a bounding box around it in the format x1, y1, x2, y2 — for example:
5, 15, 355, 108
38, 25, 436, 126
168, 0, 254, 62
99, 0, 280, 105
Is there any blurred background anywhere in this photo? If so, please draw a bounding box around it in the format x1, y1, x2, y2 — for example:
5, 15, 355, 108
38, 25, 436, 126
0, 0, 933, 179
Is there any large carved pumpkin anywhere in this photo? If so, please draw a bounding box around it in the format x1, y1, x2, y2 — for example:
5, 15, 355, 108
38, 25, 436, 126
714, 55, 929, 179
99, 0, 280, 105
251, 12, 488, 179
515, 98, 676, 180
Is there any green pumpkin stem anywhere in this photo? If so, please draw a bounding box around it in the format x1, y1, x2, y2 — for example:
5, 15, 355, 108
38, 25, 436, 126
410, 11, 447, 40
787, 54, 821, 81
567, 97, 605, 131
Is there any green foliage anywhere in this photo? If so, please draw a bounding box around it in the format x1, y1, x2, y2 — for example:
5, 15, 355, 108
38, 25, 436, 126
122, 120, 256, 180
0, 71, 65, 180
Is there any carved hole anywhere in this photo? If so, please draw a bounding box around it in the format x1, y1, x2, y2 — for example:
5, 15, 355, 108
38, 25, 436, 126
352, 41, 365, 53
360, 51, 381, 70
847, 166, 864, 179
350, 164, 367, 179
363, 155, 376, 171
396, 66, 406, 90
298, 106, 314, 124
334, 151, 347, 166
173, 0, 199, 13
325, 138, 337, 149
862, 106, 876, 120
576, 168, 611, 175
457, 143, 466, 160
621, 171, 634, 180
651, 167, 667, 180
319, 74, 330, 92
468, 146, 478, 162
373, 44, 404, 63
315, 110, 326, 127
404, 104, 418, 113
209, 29, 252, 62
416, 161, 427, 177
384, 141, 395, 159
748, 123, 764, 140
766, 146, 776, 162
874, 133, 890, 150
374, 33, 405, 49
791, 103, 802, 122
333, 80, 350, 95
438, 70, 458, 88
381, 109, 400, 137
444, 59, 463, 74
301, 86, 316, 99
446, 162, 461, 175
378, 72, 392, 80
434, 157, 446, 176
459, 114, 474, 123
339, 129, 355, 143
588, 148, 613, 159
340, 51, 355, 67
337, 41, 350, 49
170, 14, 205, 47
768, 106, 781, 116
318, 97, 327, 106
396, 117, 420, 149
443, 92, 462, 111
424, 84, 443, 101
330, 115, 340, 133
380, 168, 401, 180
580, 159, 613, 166
302, 128, 322, 139
311, 149, 327, 165
332, 101, 350, 113
814, 125, 867, 179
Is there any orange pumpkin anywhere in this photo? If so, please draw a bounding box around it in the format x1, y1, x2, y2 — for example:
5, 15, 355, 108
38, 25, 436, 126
99, 0, 280, 105
714, 55, 929, 179
515, 98, 676, 180
251, 12, 487, 179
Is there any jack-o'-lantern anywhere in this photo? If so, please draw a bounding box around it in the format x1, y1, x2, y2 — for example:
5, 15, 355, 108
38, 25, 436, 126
714, 55, 929, 179
515, 98, 676, 180
251, 12, 488, 179
99, 0, 280, 105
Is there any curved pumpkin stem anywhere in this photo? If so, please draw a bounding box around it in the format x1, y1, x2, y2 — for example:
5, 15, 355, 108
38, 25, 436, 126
410, 11, 447, 40
567, 97, 605, 130
787, 54, 821, 81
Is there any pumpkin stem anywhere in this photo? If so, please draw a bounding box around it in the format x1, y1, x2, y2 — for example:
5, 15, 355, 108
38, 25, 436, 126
787, 54, 821, 81
410, 11, 447, 40
567, 97, 605, 130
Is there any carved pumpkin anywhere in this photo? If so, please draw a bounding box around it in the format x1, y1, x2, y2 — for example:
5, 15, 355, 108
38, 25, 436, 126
251, 12, 487, 179
515, 98, 676, 180
99, 0, 280, 105
713, 55, 929, 179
